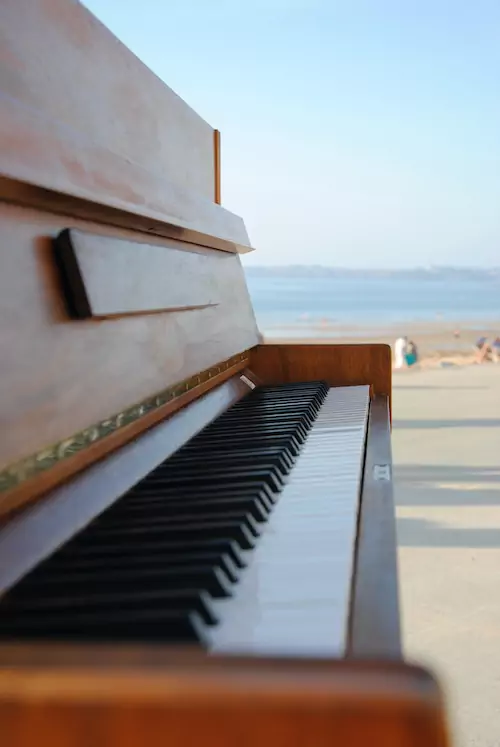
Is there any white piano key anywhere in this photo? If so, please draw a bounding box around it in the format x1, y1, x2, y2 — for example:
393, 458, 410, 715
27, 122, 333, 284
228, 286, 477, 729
210, 385, 370, 658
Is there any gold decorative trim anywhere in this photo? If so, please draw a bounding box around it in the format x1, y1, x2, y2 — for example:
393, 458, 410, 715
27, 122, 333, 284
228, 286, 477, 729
0, 353, 248, 494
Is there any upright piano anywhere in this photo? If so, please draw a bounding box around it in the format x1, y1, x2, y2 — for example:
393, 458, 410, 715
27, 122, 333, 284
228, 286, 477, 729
0, 1, 449, 744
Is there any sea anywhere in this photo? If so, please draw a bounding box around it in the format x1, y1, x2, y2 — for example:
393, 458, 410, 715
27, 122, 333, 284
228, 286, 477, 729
244, 273, 500, 339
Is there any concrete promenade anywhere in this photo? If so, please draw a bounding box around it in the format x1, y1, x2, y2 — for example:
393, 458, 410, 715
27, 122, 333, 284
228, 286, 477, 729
393, 363, 500, 746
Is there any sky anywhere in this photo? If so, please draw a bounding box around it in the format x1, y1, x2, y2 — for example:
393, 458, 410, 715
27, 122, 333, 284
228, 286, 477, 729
84, 0, 500, 267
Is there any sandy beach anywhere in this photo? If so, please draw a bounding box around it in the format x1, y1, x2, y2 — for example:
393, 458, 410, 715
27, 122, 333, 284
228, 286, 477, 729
263, 319, 500, 368
393, 361, 500, 746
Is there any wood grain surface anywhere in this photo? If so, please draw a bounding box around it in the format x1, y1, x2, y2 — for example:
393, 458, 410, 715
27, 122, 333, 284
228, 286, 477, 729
0, 0, 253, 252
0, 95, 252, 254
0, 0, 215, 199
250, 343, 392, 408
0, 651, 450, 747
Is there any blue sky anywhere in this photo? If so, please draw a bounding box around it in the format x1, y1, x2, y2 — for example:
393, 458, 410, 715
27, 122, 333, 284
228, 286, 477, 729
84, 0, 500, 267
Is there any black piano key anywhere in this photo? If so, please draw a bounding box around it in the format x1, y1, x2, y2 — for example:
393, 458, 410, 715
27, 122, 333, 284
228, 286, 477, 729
239, 396, 326, 408
0, 609, 207, 644
192, 419, 306, 433
141, 468, 283, 492
168, 452, 296, 474
3, 588, 218, 626
92, 511, 262, 539
150, 463, 287, 486
229, 391, 326, 406
126, 483, 277, 509
192, 424, 308, 441
204, 408, 314, 424
181, 434, 301, 456
251, 381, 328, 393
162, 447, 294, 472
207, 416, 311, 434
230, 388, 326, 402
226, 396, 324, 409
79, 520, 257, 551
216, 399, 312, 415
214, 412, 316, 429
111, 496, 269, 523
232, 409, 317, 419
39, 551, 240, 583
233, 386, 326, 397
13, 564, 233, 600
59, 538, 247, 569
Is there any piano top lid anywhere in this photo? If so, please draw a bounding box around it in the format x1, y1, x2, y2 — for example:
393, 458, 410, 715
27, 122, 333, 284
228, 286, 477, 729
0, 0, 254, 254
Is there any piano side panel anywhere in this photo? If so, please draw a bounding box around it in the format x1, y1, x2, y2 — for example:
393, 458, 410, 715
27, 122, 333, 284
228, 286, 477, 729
0, 652, 450, 747
0, 202, 258, 514
348, 396, 402, 660
248, 343, 392, 410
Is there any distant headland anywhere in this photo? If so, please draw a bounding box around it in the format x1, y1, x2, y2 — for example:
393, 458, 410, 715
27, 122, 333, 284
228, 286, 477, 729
244, 265, 500, 281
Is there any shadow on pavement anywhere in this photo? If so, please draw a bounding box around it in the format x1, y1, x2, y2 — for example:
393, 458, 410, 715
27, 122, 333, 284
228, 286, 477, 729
395, 464, 500, 546
393, 385, 487, 391
397, 517, 500, 548
393, 419, 500, 429
395, 464, 500, 504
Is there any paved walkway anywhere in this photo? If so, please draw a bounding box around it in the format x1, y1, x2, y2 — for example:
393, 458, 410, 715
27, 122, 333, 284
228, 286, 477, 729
393, 363, 500, 747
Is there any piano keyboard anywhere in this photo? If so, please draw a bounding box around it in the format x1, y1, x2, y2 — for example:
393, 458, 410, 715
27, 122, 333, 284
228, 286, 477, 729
210, 385, 369, 656
0, 382, 369, 656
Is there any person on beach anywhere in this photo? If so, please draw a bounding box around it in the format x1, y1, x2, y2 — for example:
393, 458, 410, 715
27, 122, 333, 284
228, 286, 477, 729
492, 337, 500, 362
474, 337, 487, 364
475, 337, 500, 364
405, 340, 418, 367
394, 336, 408, 369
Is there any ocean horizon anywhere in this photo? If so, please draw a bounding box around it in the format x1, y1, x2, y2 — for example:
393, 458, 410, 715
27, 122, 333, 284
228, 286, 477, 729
244, 272, 500, 338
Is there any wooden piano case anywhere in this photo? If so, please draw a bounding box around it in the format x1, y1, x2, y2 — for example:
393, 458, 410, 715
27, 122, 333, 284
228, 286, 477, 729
0, 1, 449, 744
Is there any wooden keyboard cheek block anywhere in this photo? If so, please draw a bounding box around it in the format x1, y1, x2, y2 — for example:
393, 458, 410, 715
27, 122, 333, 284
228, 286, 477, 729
249, 343, 392, 412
